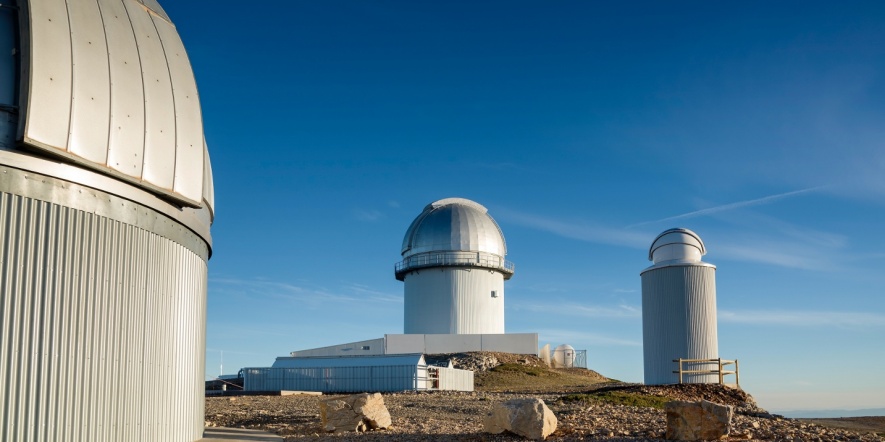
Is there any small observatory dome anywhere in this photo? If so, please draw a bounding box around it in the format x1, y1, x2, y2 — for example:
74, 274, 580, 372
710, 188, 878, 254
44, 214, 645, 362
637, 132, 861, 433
396, 198, 514, 334
641, 228, 718, 385
552, 344, 576, 368
648, 228, 706, 264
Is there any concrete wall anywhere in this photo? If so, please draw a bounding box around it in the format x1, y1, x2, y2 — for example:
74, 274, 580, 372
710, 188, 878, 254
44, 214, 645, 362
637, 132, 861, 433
289, 338, 385, 358
386, 333, 538, 355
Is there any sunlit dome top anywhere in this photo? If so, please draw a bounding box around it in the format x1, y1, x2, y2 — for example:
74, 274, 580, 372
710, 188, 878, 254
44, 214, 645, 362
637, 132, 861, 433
648, 228, 706, 264
401, 198, 507, 258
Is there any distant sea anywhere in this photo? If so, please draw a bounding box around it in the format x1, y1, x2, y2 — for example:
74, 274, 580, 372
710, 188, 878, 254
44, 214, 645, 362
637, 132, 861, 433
775, 408, 885, 419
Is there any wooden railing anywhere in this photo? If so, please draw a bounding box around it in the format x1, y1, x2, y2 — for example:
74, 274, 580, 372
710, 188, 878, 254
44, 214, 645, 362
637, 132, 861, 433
673, 358, 739, 386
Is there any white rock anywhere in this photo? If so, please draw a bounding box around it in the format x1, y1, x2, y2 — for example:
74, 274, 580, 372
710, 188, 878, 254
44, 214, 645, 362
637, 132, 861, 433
665, 400, 733, 441
483, 398, 558, 440
318, 393, 392, 433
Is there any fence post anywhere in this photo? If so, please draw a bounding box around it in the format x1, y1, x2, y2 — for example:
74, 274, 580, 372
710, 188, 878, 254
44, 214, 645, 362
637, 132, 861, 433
677, 358, 683, 384
735, 359, 740, 386
717, 358, 723, 384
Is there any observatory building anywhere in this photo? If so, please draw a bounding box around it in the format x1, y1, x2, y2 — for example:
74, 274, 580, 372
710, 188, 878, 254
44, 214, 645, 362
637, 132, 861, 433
641, 228, 719, 385
396, 198, 514, 334
286, 198, 536, 359
1, 1, 213, 441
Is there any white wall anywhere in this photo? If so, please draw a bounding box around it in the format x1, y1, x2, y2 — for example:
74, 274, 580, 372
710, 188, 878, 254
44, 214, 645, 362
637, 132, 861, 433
386, 333, 538, 355
403, 267, 505, 334
289, 338, 386, 358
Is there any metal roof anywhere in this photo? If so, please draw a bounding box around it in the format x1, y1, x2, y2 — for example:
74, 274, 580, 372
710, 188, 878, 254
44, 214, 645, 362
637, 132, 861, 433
401, 197, 507, 258
271, 354, 427, 369
18, 0, 212, 212
648, 228, 706, 262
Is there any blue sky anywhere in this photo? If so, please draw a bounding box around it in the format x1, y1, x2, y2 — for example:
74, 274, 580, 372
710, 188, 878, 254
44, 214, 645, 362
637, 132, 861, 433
164, 2, 884, 412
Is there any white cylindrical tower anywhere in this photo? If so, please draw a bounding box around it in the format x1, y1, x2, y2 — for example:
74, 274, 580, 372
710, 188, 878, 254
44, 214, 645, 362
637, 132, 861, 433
1, 2, 213, 440
641, 228, 718, 385
396, 198, 514, 334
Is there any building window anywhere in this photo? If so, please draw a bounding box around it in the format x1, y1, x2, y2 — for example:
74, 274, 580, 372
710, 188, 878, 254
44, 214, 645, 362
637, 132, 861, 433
491, 290, 498, 298
361, 346, 370, 350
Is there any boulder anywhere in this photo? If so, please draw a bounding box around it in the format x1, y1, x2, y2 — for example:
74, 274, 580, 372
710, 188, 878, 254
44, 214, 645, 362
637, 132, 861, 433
483, 398, 557, 440
319, 393, 392, 433
665, 400, 733, 441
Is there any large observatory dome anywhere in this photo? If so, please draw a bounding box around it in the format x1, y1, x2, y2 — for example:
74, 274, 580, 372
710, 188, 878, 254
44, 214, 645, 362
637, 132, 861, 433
401, 198, 507, 258
396, 198, 514, 334
2, 1, 212, 440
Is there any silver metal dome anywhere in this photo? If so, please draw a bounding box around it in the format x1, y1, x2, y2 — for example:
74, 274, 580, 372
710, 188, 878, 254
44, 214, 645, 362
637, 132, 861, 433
396, 198, 513, 281
401, 198, 506, 257
648, 227, 706, 264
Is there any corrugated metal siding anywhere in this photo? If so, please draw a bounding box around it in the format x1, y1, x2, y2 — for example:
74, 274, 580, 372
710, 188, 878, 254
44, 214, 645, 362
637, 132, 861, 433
0, 190, 208, 442
403, 268, 504, 334
435, 368, 474, 392
244, 365, 425, 393
641, 265, 718, 385
22, 0, 205, 206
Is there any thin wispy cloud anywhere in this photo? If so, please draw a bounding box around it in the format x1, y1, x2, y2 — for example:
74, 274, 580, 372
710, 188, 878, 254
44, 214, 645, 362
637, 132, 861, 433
514, 301, 641, 319
720, 310, 885, 327
353, 208, 385, 222
209, 277, 398, 306
713, 242, 837, 272
495, 208, 649, 249
533, 328, 642, 347
628, 187, 826, 228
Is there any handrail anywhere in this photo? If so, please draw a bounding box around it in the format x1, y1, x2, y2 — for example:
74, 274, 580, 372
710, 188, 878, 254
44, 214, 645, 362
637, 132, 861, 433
673, 358, 739, 386
394, 251, 515, 280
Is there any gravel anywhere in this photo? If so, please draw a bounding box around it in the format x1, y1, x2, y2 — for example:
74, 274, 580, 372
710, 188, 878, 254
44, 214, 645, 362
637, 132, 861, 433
205, 388, 884, 441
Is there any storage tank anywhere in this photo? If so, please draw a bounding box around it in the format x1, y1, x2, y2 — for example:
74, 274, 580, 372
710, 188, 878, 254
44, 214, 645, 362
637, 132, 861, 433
1, 1, 213, 440
395, 198, 514, 334
640, 228, 718, 385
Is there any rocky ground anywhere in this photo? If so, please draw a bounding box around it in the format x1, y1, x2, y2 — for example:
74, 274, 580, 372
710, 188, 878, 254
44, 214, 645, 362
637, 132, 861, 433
206, 353, 884, 441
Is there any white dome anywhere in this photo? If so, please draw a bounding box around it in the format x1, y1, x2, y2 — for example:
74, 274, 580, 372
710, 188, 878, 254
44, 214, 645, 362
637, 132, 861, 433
552, 344, 576, 368
401, 198, 507, 258
648, 228, 706, 264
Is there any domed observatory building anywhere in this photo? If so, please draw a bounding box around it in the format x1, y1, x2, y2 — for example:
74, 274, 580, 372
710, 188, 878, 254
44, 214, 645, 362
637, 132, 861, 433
1, 1, 213, 441
641, 228, 718, 385
396, 198, 514, 334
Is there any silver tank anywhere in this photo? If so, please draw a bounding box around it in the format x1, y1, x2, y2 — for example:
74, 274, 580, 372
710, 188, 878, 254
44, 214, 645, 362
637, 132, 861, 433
396, 198, 514, 334
1, 1, 212, 440
641, 228, 719, 385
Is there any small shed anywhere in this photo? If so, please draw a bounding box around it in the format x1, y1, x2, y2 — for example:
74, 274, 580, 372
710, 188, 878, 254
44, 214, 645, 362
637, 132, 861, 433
243, 354, 473, 393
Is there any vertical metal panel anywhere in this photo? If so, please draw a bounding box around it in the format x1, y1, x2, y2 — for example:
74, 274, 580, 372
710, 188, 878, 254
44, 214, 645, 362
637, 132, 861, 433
23, 0, 73, 148
123, 0, 175, 190
641, 265, 718, 385
66, 0, 111, 164
152, 14, 203, 203
99, 0, 146, 177
0, 186, 207, 442
403, 268, 504, 334
244, 365, 423, 393
436, 368, 474, 392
